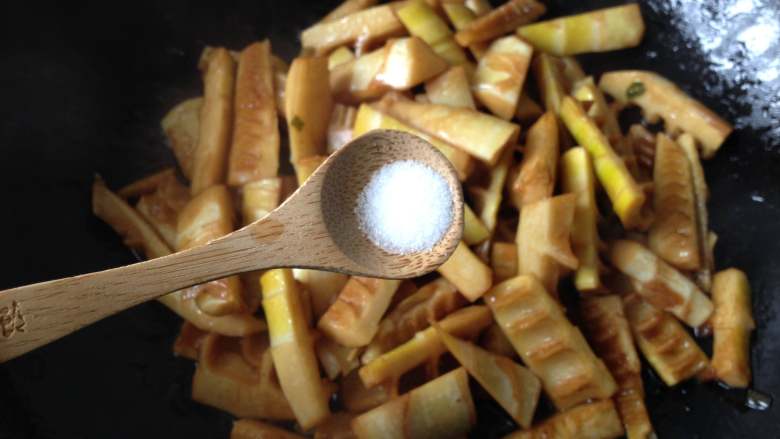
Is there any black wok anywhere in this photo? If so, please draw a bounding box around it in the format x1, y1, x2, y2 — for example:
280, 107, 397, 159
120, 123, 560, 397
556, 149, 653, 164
1, 1, 778, 437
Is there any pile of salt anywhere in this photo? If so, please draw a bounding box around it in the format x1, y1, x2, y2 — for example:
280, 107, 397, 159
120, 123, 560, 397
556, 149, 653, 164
356, 160, 453, 255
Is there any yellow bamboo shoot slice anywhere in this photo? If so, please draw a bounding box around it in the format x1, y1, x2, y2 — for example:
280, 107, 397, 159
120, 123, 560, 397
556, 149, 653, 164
359, 306, 493, 388
293, 269, 350, 321
135, 172, 190, 248
454, 0, 546, 46
330, 46, 390, 103
362, 277, 463, 364
261, 269, 331, 429
286, 57, 333, 165
504, 400, 624, 439
376, 37, 449, 89
437, 328, 541, 428
301, 4, 405, 54
396, 0, 468, 65
600, 70, 733, 158
532, 53, 567, 114
376, 96, 519, 165
352, 368, 475, 439
649, 134, 701, 270
463, 203, 490, 245
425, 65, 476, 109
436, 241, 493, 301
509, 111, 558, 208
517, 4, 644, 56
491, 242, 518, 282
470, 147, 512, 233
192, 334, 294, 421
321, 0, 378, 23
442, 2, 490, 59
191, 47, 235, 195
560, 96, 646, 228
162, 98, 202, 180
581, 295, 654, 439
610, 240, 713, 327
231, 419, 304, 439
678, 133, 714, 291
561, 147, 602, 292
228, 41, 279, 186
241, 177, 282, 225
623, 293, 709, 386
328, 46, 356, 70
473, 36, 533, 120
352, 103, 473, 180
486, 276, 617, 410
710, 268, 754, 388
318, 277, 401, 347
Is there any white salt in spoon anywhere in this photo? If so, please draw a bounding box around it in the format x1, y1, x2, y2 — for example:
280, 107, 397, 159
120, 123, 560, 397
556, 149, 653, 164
0, 130, 464, 363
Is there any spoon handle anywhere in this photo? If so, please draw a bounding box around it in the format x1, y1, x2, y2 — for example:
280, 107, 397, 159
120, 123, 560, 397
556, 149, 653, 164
0, 216, 287, 363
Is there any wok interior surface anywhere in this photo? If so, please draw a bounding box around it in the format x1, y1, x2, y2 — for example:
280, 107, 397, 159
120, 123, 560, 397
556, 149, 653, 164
1, 1, 779, 437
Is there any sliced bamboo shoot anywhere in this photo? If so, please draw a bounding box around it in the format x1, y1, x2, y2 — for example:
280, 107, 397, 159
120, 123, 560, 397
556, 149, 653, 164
316, 335, 361, 380
261, 269, 331, 429
560, 96, 646, 228
191, 47, 235, 195
352, 368, 475, 439
437, 328, 541, 428
321, 0, 378, 23
509, 111, 558, 208
532, 53, 567, 114
162, 98, 202, 180
241, 177, 282, 225
442, 2, 490, 59
623, 293, 709, 386
463, 203, 490, 245
599, 70, 733, 158
473, 36, 533, 120
425, 66, 476, 109
561, 147, 603, 292
436, 241, 493, 301
517, 4, 644, 55
454, 0, 546, 47
610, 240, 713, 327
376, 37, 449, 89
504, 400, 624, 439
293, 269, 350, 320
396, 1, 468, 65
330, 46, 390, 103
301, 4, 405, 54
118, 167, 177, 198
491, 242, 518, 282
286, 57, 333, 165
710, 268, 754, 388
294, 154, 327, 185
318, 277, 401, 347
135, 173, 190, 248
470, 148, 512, 233
486, 276, 617, 410
328, 46, 356, 70
359, 306, 493, 388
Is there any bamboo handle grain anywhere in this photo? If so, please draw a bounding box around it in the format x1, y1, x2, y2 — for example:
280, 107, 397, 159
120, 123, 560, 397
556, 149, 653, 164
0, 209, 329, 363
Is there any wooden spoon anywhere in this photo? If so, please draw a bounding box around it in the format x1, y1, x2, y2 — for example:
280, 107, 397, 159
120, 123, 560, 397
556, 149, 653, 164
0, 130, 464, 362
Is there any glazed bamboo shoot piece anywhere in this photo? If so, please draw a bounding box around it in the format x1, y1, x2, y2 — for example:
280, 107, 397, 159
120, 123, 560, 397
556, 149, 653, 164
330, 46, 390, 103
463, 203, 490, 245
231, 419, 304, 439
359, 306, 493, 388
316, 336, 361, 380
396, 1, 469, 65
454, 0, 546, 47
320, 0, 378, 24
376, 95, 520, 165
648, 134, 701, 270
560, 96, 646, 228
623, 293, 709, 386
134, 172, 190, 248
318, 277, 401, 347
442, 2, 490, 59
227, 41, 279, 186
516, 194, 578, 295
352, 368, 476, 439
375, 37, 449, 89
436, 241, 494, 301
599, 70, 733, 158
328, 46, 356, 70
678, 133, 715, 291
532, 53, 567, 114
177, 185, 245, 316
241, 177, 282, 225
479, 322, 517, 358
486, 276, 617, 410
473, 36, 533, 120
509, 111, 559, 208
517, 4, 644, 56
437, 328, 541, 428
561, 147, 603, 292
286, 57, 333, 182
425, 65, 476, 109
191, 47, 235, 195
261, 269, 331, 429
192, 334, 295, 420
610, 240, 713, 327
470, 148, 512, 233
293, 269, 350, 320
352, 103, 473, 180
162, 98, 202, 180
581, 295, 655, 439
118, 167, 177, 198
504, 399, 624, 439
491, 242, 518, 282
361, 277, 463, 364
710, 268, 754, 388
300, 4, 405, 54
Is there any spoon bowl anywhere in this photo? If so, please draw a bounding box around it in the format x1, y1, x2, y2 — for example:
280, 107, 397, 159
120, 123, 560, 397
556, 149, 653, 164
0, 129, 463, 362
